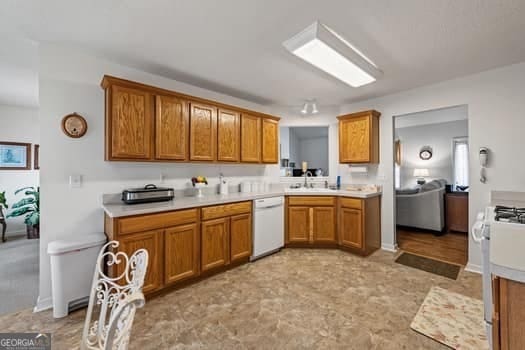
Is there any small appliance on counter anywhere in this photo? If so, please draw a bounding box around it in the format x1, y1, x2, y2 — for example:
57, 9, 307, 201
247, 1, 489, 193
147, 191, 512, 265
121, 184, 174, 204
219, 173, 229, 195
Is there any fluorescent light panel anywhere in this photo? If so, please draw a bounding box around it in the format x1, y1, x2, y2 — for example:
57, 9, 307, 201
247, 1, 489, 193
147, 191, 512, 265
283, 21, 382, 88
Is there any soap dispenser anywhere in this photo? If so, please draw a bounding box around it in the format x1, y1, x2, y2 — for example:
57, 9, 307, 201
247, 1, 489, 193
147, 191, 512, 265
219, 173, 229, 195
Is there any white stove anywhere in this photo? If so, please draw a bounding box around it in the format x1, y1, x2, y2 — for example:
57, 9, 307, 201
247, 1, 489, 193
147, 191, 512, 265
472, 191, 525, 349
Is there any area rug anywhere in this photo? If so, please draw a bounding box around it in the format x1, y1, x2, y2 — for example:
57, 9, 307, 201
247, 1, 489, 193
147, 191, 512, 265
411, 286, 489, 349
395, 252, 461, 279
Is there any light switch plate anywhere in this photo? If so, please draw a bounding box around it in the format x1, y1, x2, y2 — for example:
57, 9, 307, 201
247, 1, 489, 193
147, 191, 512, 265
69, 174, 82, 188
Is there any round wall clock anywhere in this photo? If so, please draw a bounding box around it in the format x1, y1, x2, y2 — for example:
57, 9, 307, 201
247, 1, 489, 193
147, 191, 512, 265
419, 146, 433, 160
61, 113, 88, 138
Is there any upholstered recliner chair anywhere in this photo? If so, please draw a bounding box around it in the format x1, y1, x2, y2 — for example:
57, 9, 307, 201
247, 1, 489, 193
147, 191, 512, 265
396, 179, 447, 232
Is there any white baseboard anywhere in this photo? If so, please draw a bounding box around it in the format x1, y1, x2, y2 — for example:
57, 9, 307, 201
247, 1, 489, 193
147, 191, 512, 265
381, 243, 398, 253
33, 296, 52, 313
464, 262, 482, 274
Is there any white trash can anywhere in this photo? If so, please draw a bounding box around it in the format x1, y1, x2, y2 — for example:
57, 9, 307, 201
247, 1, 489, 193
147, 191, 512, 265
48, 233, 107, 318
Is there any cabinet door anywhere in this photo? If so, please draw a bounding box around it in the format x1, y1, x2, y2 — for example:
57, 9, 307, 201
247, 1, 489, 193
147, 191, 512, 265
118, 230, 163, 294
339, 116, 370, 163
230, 213, 252, 262
339, 207, 363, 249
164, 223, 199, 285
217, 108, 240, 162
446, 194, 469, 232
241, 114, 261, 163
155, 95, 189, 160
201, 218, 230, 272
312, 207, 336, 243
287, 207, 310, 243
261, 118, 278, 163
189, 102, 217, 161
110, 85, 153, 159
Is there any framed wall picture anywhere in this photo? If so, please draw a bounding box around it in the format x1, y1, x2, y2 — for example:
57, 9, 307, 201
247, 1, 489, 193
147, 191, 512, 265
0, 142, 31, 170
34, 144, 40, 170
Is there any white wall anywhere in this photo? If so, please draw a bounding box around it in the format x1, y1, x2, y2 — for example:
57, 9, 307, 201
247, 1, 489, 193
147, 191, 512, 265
396, 119, 468, 188
338, 61, 525, 272
0, 104, 39, 235
297, 137, 329, 175
37, 44, 279, 310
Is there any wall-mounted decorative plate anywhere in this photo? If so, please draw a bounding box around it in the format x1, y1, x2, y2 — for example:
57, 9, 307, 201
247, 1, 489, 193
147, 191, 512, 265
419, 146, 433, 160
61, 113, 88, 138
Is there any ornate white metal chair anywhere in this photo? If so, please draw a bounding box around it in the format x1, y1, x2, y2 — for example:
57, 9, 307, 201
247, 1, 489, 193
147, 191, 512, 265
81, 241, 149, 350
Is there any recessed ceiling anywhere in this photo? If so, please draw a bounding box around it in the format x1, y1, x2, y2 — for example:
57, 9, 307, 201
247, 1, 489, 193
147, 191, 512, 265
2, 0, 525, 108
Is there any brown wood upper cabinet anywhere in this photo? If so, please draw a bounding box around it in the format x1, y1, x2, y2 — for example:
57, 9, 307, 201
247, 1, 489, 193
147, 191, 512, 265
189, 102, 217, 161
261, 118, 279, 163
107, 84, 154, 160
102, 75, 279, 163
155, 95, 189, 160
217, 108, 240, 162
338, 110, 380, 163
241, 114, 261, 163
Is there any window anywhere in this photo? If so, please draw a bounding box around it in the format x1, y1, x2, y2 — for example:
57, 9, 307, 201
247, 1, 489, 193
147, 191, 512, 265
453, 137, 469, 187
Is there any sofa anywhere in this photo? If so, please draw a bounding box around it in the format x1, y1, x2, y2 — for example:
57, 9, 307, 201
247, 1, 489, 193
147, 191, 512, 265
396, 179, 446, 232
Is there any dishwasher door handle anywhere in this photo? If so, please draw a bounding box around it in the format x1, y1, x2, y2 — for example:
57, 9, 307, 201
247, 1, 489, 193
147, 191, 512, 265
256, 204, 283, 210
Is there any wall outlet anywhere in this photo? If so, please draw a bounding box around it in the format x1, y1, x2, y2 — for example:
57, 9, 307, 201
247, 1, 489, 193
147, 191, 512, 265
69, 174, 82, 188
159, 173, 166, 183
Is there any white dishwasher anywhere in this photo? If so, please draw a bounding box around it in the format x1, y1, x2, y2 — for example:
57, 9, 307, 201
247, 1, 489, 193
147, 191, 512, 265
252, 196, 284, 260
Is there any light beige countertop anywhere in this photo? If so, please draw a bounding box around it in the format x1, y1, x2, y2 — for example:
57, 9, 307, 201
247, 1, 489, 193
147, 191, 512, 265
103, 189, 382, 218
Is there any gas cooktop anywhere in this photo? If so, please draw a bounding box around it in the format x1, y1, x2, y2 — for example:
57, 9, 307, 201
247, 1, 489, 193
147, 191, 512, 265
494, 205, 525, 224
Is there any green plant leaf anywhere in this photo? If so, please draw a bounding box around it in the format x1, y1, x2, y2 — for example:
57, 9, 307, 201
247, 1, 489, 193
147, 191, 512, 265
26, 211, 39, 226
0, 191, 7, 209
11, 197, 35, 209
7, 206, 34, 218
14, 186, 35, 196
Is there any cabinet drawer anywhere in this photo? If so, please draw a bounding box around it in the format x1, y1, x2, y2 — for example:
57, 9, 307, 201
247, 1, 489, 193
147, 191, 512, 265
201, 201, 252, 220
287, 196, 335, 207
118, 209, 198, 235
339, 197, 363, 210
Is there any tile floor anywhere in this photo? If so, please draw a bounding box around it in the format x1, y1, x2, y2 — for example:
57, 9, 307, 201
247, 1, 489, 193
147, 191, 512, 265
0, 249, 482, 349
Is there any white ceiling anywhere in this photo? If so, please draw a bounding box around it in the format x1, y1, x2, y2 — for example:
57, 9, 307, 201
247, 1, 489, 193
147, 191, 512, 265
3, 0, 525, 108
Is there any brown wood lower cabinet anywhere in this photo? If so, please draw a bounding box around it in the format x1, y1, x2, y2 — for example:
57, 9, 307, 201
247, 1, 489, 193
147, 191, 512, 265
493, 276, 525, 350
286, 197, 337, 245
338, 196, 381, 255
201, 217, 230, 272
104, 201, 252, 297
339, 207, 363, 249
230, 213, 252, 262
312, 207, 336, 243
201, 203, 253, 272
117, 230, 163, 294
164, 223, 199, 285
285, 195, 381, 255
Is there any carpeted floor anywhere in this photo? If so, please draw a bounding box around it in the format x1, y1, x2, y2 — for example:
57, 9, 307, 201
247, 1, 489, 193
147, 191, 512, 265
0, 234, 39, 316
0, 248, 482, 349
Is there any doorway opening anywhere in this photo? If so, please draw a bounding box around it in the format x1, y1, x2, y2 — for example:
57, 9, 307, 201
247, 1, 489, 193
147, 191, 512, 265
393, 105, 469, 266
0, 108, 40, 316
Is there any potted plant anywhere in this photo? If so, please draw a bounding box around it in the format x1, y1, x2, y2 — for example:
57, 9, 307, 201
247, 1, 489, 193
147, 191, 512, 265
0, 191, 7, 212
7, 186, 39, 239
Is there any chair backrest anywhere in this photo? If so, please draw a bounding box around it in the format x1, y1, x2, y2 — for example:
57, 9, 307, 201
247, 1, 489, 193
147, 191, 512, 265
81, 241, 149, 350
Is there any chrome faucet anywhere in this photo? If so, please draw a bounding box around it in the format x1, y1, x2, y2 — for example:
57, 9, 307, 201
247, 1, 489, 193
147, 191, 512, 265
303, 171, 313, 188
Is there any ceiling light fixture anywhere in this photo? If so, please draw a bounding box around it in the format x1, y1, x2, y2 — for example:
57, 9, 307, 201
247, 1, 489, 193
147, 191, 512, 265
301, 102, 309, 114
283, 21, 382, 87
299, 99, 319, 115
311, 101, 319, 114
